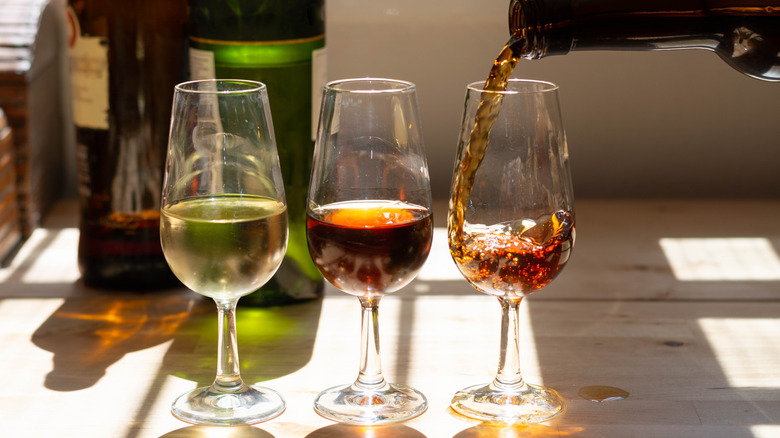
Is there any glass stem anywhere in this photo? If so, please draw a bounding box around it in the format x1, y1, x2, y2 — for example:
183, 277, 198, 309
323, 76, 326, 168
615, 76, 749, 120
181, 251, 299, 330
213, 298, 244, 392
355, 296, 389, 391
492, 297, 526, 391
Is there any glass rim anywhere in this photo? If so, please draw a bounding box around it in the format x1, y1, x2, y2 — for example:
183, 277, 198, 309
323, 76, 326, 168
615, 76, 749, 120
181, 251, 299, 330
174, 79, 267, 94
325, 77, 416, 94
466, 79, 559, 95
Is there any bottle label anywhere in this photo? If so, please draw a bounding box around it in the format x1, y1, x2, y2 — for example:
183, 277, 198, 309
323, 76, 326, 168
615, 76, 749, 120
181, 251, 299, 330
189, 47, 216, 80
188, 38, 327, 141
66, 6, 109, 130
311, 46, 327, 140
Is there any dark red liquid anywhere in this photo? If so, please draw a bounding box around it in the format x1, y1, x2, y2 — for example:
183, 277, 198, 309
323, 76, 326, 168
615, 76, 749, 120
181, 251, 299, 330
306, 201, 432, 296
78, 211, 180, 290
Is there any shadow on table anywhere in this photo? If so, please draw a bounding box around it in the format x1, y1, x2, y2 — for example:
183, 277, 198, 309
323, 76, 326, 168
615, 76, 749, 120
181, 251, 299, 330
31, 287, 196, 391
159, 425, 274, 438
31, 285, 322, 391
164, 296, 323, 386
305, 423, 425, 438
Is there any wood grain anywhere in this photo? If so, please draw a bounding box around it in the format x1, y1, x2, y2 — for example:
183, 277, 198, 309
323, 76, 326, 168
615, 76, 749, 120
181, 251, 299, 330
0, 199, 778, 437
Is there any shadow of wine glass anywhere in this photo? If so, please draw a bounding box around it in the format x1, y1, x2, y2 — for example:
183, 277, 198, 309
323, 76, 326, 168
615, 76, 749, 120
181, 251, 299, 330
305, 423, 426, 438
163, 297, 323, 386
31, 283, 323, 392
159, 425, 275, 438
31, 288, 196, 391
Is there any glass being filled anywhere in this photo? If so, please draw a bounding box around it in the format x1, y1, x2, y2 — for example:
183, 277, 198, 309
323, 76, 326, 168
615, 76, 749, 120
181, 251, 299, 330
448, 79, 575, 425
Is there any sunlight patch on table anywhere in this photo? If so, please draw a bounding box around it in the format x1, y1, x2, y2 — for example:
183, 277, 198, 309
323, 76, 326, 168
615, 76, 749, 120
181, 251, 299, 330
517, 299, 542, 381
751, 426, 780, 438
416, 227, 464, 281
698, 318, 780, 387
404, 296, 543, 385
659, 238, 780, 281
0, 227, 51, 282
0, 227, 80, 284
105, 340, 189, 430
0, 298, 64, 333
22, 228, 80, 283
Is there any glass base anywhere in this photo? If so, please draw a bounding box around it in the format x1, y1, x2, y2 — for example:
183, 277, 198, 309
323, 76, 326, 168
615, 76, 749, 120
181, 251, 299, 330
314, 382, 428, 425
171, 383, 286, 426
450, 382, 565, 425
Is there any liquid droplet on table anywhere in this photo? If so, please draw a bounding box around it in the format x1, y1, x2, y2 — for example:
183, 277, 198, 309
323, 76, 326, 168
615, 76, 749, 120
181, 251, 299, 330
578, 385, 629, 402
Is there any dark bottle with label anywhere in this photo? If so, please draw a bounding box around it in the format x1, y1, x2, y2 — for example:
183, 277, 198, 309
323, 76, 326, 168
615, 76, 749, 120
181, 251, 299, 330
188, 0, 326, 306
508, 0, 780, 81
66, 0, 186, 289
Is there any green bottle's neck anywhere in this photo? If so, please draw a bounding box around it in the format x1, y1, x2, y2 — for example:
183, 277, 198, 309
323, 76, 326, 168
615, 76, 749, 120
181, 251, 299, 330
188, 0, 325, 41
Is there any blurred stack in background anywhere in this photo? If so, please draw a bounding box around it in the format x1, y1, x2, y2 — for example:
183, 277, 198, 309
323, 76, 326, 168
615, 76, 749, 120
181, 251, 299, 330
0, 107, 19, 264
0, 0, 67, 263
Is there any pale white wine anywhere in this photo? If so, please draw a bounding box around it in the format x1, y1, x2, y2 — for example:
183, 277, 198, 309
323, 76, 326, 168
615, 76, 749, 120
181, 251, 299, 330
161, 195, 288, 300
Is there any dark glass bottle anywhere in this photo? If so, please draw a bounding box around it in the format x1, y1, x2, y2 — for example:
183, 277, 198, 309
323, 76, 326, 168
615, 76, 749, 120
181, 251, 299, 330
508, 0, 780, 81
66, 0, 187, 289
187, 0, 326, 306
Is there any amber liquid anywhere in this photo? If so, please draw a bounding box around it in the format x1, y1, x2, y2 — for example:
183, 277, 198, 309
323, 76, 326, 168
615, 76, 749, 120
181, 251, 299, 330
307, 200, 432, 296
447, 38, 522, 243
578, 385, 630, 402
451, 211, 574, 297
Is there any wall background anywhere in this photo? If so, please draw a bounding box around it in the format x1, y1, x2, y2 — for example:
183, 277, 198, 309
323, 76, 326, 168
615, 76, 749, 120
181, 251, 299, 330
326, 0, 780, 200
52, 0, 780, 201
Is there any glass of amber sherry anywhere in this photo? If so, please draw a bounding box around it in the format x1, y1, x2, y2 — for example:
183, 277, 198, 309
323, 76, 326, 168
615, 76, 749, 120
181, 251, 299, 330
307, 78, 433, 424
448, 79, 575, 424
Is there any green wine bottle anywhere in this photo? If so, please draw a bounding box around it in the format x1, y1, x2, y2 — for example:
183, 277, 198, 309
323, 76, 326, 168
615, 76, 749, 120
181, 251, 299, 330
187, 0, 326, 306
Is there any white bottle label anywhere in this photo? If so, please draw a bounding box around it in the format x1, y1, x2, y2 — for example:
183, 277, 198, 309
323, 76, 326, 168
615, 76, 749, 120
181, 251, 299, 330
311, 46, 328, 140
66, 7, 109, 130
189, 47, 216, 80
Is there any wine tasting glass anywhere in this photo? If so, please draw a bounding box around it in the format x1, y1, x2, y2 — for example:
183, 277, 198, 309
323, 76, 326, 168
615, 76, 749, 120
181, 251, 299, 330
307, 78, 433, 424
448, 79, 575, 424
160, 79, 288, 425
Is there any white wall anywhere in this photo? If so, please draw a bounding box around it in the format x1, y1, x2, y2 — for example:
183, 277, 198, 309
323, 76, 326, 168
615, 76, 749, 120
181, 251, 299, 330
326, 0, 780, 199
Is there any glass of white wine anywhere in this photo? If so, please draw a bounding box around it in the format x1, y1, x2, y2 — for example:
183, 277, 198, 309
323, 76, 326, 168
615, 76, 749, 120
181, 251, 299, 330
160, 79, 288, 425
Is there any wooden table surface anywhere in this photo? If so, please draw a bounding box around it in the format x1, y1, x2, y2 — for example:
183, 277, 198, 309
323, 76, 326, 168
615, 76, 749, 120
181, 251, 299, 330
1, 199, 779, 437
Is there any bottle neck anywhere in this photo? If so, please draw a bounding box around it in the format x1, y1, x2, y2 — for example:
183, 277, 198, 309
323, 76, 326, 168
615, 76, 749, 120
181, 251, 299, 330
508, 0, 780, 80
559, 15, 723, 53
188, 0, 324, 41
510, 0, 777, 54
